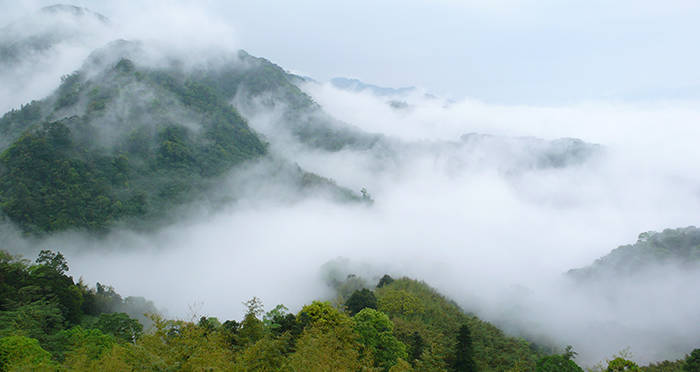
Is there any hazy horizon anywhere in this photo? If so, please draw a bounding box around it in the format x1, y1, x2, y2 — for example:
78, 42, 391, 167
3, 0, 700, 104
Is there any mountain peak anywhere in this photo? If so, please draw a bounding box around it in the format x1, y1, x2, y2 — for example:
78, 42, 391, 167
39, 4, 109, 23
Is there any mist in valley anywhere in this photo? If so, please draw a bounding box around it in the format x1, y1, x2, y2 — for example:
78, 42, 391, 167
1, 1, 699, 367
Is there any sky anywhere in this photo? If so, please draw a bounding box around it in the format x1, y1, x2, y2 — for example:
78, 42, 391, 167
4, 0, 700, 104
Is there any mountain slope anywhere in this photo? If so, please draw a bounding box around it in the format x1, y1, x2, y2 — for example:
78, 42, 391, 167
0, 39, 368, 234
0, 51, 267, 233
568, 226, 700, 279
214, 51, 386, 152
0, 5, 109, 67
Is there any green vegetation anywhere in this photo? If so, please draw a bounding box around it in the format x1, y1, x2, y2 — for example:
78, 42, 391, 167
0, 53, 267, 234
0, 44, 369, 235
0, 249, 155, 371
346, 288, 378, 316
2, 249, 697, 371
199, 50, 385, 152
568, 226, 700, 280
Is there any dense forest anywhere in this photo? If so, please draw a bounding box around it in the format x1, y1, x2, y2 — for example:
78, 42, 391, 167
0, 41, 366, 235
1, 250, 698, 371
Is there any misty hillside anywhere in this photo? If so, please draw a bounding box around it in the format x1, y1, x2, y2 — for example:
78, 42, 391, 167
0, 249, 538, 371
568, 226, 700, 280
0, 5, 108, 67
0, 40, 363, 234
225, 53, 386, 152
3, 248, 697, 371
331, 77, 416, 97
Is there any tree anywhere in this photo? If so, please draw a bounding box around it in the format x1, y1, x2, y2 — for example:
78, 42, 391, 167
408, 331, 425, 363
0, 335, 56, 370
35, 250, 69, 275
607, 357, 640, 371
96, 312, 143, 343
390, 358, 414, 372
453, 324, 476, 372
685, 349, 700, 372
298, 301, 348, 330
238, 312, 265, 347
285, 325, 367, 371
238, 297, 267, 346
353, 308, 408, 370
377, 274, 395, 288
536, 355, 583, 372
345, 288, 378, 316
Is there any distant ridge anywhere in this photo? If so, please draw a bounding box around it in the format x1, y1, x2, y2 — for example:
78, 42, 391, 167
39, 4, 110, 23
331, 77, 415, 96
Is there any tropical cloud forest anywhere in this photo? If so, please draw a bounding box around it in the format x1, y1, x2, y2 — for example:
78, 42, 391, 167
0, 1, 699, 371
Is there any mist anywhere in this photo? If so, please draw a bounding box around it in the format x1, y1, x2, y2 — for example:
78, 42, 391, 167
1, 1, 699, 367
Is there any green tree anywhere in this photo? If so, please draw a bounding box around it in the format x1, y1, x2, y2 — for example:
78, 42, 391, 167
285, 325, 368, 372
535, 345, 582, 372
298, 301, 349, 330
408, 331, 425, 363
353, 308, 407, 370
35, 250, 69, 275
377, 274, 395, 288
685, 349, 700, 372
95, 312, 143, 343
0, 335, 56, 371
238, 297, 267, 347
536, 355, 583, 372
346, 288, 378, 316
453, 324, 477, 372
607, 357, 640, 371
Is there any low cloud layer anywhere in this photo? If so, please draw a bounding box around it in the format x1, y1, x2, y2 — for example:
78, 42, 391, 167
4, 81, 698, 365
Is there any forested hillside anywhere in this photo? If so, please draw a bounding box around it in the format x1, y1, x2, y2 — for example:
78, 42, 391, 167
0, 41, 364, 234
1, 250, 698, 371
568, 226, 700, 280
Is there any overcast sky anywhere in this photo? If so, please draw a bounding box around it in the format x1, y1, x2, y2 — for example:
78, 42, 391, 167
4, 0, 700, 104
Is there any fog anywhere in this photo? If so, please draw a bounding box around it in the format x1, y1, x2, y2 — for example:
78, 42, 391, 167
1, 2, 700, 367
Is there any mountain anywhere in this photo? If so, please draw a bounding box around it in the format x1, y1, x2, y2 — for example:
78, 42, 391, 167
0, 40, 362, 234
0, 249, 547, 371
223, 54, 386, 152
0, 4, 114, 115
330, 77, 416, 97
568, 226, 700, 280
0, 4, 109, 66
7, 248, 696, 371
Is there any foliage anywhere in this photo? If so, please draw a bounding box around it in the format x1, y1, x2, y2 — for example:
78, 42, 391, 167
0, 335, 56, 371
377, 274, 395, 288
5, 250, 696, 372
353, 308, 408, 370
94, 312, 143, 343
346, 288, 378, 316
685, 349, 700, 372
569, 226, 700, 279
607, 357, 641, 371
298, 301, 349, 330
0, 54, 268, 234
284, 325, 369, 372
0, 249, 147, 364
453, 324, 477, 372
375, 278, 540, 371
536, 354, 583, 372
